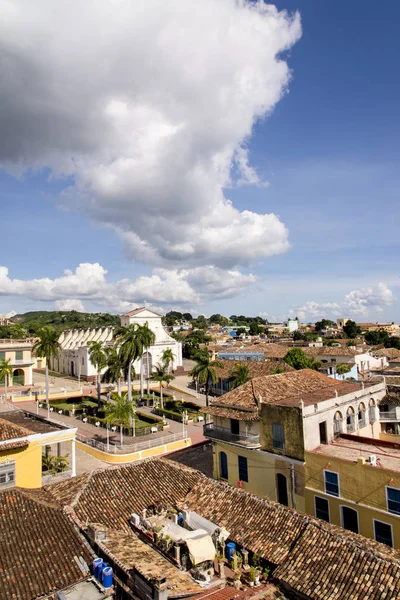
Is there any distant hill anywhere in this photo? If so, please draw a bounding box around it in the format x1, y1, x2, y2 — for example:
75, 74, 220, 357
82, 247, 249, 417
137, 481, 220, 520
10, 310, 120, 335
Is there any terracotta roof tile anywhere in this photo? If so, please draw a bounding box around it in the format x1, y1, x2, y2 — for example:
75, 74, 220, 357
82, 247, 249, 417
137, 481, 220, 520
0, 417, 31, 442
212, 360, 294, 380
0, 488, 92, 600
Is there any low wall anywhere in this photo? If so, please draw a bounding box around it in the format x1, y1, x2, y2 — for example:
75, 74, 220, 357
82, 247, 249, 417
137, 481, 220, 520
76, 437, 191, 464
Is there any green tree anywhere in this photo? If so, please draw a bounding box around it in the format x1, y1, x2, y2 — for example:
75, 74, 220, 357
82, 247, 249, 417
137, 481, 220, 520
249, 322, 262, 336
88, 341, 106, 408
0, 358, 13, 402
115, 323, 143, 404
102, 346, 124, 395
150, 362, 175, 409
343, 320, 361, 338
104, 392, 135, 445
32, 326, 60, 415
190, 348, 223, 407
336, 363, 352, 375
314, 319, 337, 331
161, 348, 174, 372
365, 330, 390, 345
228, 363, 249, 389
182, 313, 193, 321
284, 348, 321, 371
192, 315, 208, 329
0, 324, 27, 339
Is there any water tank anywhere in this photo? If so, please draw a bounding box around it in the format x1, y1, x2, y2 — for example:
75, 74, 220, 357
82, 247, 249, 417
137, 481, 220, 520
93, 558, 103, 580
102, 566, 113, 588
226, 542, 236, 561
97, 561, 108, 582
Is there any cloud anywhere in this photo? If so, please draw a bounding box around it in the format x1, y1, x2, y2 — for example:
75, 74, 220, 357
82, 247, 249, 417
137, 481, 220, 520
5, 310, 17, 319
54, 299, 86, 312
0, 263, 256, 312
0, 0, 300, 272
289, 283, 395, 322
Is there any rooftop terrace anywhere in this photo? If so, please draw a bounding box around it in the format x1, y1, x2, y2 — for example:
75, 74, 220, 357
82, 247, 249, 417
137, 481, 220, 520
312, 435, 400, 472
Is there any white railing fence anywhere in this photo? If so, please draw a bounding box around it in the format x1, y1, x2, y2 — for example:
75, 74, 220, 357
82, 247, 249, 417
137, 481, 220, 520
76, 431, 186, 454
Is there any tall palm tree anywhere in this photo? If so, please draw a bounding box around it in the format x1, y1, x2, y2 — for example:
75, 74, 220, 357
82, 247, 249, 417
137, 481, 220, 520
115, 323, 143, 404
150, 362, 175, 409
88, 341, 106, 408
102, 346, 124, 395
190, 348, 223, 407
136, 323, 156, 398
161, 348, 174, 372
104, 392, 135, 447
32, 326, 60, 416
0, 358, 14, 403
228, 363, 249, 389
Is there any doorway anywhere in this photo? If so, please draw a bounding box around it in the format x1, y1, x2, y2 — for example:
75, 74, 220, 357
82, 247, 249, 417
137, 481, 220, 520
70, 361, 75, 377
319, 421, 327, 445
341, 506, 359, 533
230, 419, 240, 435
276, 473, 289, 506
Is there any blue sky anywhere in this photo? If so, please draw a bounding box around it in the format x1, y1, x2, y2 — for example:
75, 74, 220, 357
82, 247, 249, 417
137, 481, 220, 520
1, 0, 399, 321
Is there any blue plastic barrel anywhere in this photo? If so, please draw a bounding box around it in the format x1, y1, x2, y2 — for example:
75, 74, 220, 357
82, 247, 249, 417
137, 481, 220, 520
226, 542, 236, 560
102, 566, 113, 588
93, 558, 103, 580
97, 561, 108, 582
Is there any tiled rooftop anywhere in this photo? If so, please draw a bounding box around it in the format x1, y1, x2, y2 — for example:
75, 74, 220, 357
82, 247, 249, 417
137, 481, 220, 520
98, 530, 202, 595
0, 417, 31, 441
0, 488, 92, 600
374, 348, 400, 359
205, 370, 365, 419
212, 359, 294, 380
312, 436, 400, 473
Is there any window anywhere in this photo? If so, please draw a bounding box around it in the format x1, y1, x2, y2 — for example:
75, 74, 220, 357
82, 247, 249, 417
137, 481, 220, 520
0, 462, 16, 489
346, 407, 355, 433
230, 419, 240, 435
276, 473, 288, 506
220, 452, 228, 479
37, 360, 42, 369
315, 496, 330, 522
319, 421, 327, 444
15, 351, 23, 360
387, 487, 400, 515
333, 411, 343, 436
238, 456, 248, 482
82, 357, 85, 365
272, 423, 285, 451
0, 351, 5, 360
369, 400, 376, 422
374, 520, 393, 547
358, 403, 366, 428
341, 506, 359, 533
324, 470, 339, 497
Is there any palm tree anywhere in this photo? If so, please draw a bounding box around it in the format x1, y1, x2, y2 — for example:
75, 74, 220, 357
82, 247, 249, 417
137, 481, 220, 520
88, 341, 106, 408
162, 348, 174, 372
115, 323, 143, 404
0, 358, 14, 403
102, 346, 124, 395
190, 348, 223, 407
32, 326, 60, 416
104, 392, 135, 447
150, 362, 175, 409
136, 323, 156, 399
228, 363, 249, 389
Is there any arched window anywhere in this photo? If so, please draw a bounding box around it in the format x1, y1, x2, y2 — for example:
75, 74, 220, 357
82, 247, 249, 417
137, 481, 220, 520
369, 398, 376, 422
142, 352, 153, 378
12, 369, 24, 386
346, 407, 355, 433
358, 402, 366, 428
276, 473, 289, 506
220, 452, 228, 479
333, 411, 343, 436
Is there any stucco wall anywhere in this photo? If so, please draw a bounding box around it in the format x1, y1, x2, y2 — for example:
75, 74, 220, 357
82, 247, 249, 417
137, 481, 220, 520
259, 403, 305, 461
0, 442, 42, 489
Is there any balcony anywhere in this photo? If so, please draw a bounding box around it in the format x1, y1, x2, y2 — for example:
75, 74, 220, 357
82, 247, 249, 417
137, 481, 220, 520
10, 359, 35, 367
204, 423, 261, 449
379, 410, 399, 422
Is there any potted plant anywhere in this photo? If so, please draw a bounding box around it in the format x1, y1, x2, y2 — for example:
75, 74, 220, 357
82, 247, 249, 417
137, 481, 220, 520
248, 567, 256, 587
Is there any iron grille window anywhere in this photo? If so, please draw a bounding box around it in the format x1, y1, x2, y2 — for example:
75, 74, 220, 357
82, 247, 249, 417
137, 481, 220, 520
238, 456, 248, 482
387, 487, 400, 515
315, 496, 330, 522
220, 452, 228, 480
0, 462, 16, 489
369, 405, 376, 422
374, 520, 393, 547
272, 423, 285, 451
324, 470, 339, 497
15, 351, 23, 360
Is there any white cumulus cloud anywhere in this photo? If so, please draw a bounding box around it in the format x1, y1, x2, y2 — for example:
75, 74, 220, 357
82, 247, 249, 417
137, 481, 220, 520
0, 0, 300, 273
0, 263, 256, 312
289, 282, 395, 322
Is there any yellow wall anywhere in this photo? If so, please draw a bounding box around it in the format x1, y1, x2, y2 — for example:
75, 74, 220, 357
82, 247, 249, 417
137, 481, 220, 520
305, 451, 400, 547
76, 437, 191, 464
212, 441, 305, 512
0, 441, 42, 488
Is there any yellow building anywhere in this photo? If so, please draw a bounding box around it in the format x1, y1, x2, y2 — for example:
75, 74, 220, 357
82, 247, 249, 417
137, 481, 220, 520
0, 339, 46, 395
305, 436, 400, 548
0, 410, 77, 489
204, 370, 386, 525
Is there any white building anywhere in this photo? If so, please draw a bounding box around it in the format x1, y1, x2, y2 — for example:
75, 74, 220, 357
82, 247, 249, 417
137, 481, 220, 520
285, 318, 299, 333
51, 308, 183, 382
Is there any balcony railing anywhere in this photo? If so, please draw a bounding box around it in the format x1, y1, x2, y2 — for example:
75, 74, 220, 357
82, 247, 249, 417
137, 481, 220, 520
204, 423, 261, 448
379, 410, 399, 422
10, 359, 35, 366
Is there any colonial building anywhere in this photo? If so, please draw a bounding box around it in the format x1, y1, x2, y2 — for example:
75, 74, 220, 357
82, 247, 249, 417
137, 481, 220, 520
51, 307, 183, 382
0, 338, 46, 389
203, 370, 385, 516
